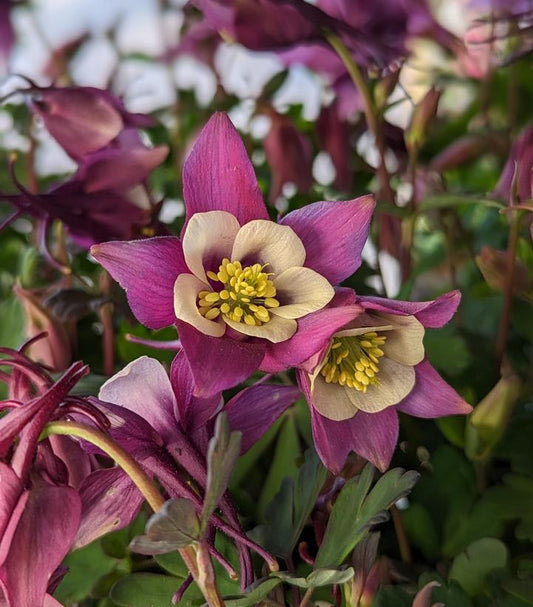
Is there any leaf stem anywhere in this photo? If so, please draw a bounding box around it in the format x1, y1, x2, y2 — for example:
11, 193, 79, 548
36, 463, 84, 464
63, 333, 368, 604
391, 505, 412, 564
324, 32, 395, 205
299, 586, 315, 607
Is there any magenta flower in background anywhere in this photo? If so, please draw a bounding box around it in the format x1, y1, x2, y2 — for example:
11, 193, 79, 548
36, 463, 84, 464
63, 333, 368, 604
298, 291, 472, 472
28, 85, 154, 161
0, 86, 169, 250
92, 112, 374, 396
264, 112, 313, 203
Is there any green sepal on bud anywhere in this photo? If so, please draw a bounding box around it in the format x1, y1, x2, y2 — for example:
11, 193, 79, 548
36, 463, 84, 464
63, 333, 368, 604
465, 364, 522, 462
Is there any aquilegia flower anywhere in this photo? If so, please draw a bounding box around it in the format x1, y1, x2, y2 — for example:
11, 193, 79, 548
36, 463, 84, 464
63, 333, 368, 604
298, 290, 472, 472
92, 112, 374, 396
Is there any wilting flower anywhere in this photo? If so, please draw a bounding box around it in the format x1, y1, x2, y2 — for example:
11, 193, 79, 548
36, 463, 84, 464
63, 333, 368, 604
298, 291, 472, 472
92, 112, 374, 396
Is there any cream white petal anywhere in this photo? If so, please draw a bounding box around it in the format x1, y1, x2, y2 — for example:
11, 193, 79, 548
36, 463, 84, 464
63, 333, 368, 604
345, 357, 416, 413
182, 211, 240, 282
231, 220, 306, 274
271, 266, 334, 319
311, 374, 359, 421
223, 314, 297, 343
174, 273, 225, 337
377, 313, 425, 366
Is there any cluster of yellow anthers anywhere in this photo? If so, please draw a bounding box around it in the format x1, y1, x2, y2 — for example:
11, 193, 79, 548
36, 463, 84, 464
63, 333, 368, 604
321, 332, 387, 392
198, 258, 280, 326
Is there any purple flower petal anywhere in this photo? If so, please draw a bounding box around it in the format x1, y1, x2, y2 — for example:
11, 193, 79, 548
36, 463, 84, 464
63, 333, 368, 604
75, 468, 144, 548
360, 290, 461, 328
99, 357, 179, 444
182, 112, 268, 228
226, 384, 301, 452
0, 464, 24, 560
0, 481, 81, 607
170, 349, 222, 431
280, 195, 375, 284
261, 303, 362, 373
397, 360, 472, 418
91, 237, 187, 329
300, 371, 399, 472
309, 401, 399, 473
76, 139, 169, 193
87, 398, 163, 457
30, 87, 124, 160
176, 321, 266, 397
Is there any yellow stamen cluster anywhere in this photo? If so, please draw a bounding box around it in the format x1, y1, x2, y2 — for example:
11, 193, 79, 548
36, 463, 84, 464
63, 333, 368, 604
198, 258, 280, 326
320, 332, 387, 392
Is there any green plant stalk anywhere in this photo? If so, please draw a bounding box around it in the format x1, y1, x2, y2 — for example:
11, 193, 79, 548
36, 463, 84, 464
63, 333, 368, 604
324, 32, 395, 205
495, 210, 520, 369
42, 420, 224, 607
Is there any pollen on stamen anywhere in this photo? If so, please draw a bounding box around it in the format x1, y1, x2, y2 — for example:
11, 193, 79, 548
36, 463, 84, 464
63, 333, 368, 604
196, 257, 281, 328
320, 332, 388, 392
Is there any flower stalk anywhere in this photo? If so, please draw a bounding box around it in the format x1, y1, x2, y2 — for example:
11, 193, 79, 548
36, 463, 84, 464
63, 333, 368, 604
41, 420, 224, 607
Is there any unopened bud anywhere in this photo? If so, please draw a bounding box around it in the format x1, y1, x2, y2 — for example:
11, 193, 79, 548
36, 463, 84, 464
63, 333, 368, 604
476, 246, 533, 301
405, 87, 441, 152
466, 364, 522, 461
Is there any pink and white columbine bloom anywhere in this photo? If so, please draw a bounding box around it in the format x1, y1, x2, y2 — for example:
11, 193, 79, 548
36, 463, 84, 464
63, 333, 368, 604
298, 290, 473, 472
91, 112, 374, 397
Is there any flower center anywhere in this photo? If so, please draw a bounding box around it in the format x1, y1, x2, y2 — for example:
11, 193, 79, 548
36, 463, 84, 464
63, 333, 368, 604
320, 332, 387, 392
197, 258, 280, 326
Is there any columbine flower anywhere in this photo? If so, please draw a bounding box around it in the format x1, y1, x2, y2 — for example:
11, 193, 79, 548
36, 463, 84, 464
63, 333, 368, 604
91, 112, 374, 396
298, 291, 473, 472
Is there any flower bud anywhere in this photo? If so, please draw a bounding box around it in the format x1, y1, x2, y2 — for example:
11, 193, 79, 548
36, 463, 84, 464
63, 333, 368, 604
14, 285, 72, 372
466, 364, 522, 461
405, 87, 440, 152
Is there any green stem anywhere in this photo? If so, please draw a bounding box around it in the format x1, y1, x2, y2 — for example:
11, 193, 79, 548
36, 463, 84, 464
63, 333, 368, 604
42, 420, 165, 511
324, 32, 395, 205
495, 210, 520, 369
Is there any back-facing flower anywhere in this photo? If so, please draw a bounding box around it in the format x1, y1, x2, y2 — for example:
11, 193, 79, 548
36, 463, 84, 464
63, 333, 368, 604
92, 112, 374, 396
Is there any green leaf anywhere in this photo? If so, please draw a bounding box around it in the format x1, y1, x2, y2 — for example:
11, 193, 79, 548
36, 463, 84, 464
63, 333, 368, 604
250, 447, 327, 557
401, 502, 440, 561
424, 325, 472, 376
449, 538, 508, 596
129, 499, 200, 555
315, 467, 419, 568
503, 579, 533, 603
110, 573, 182, 607
201, 412, 241, 532
272, 567, 354, 588
54, 541, 118, 604
222, 578, 282, 607
257, 414, 301, 519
